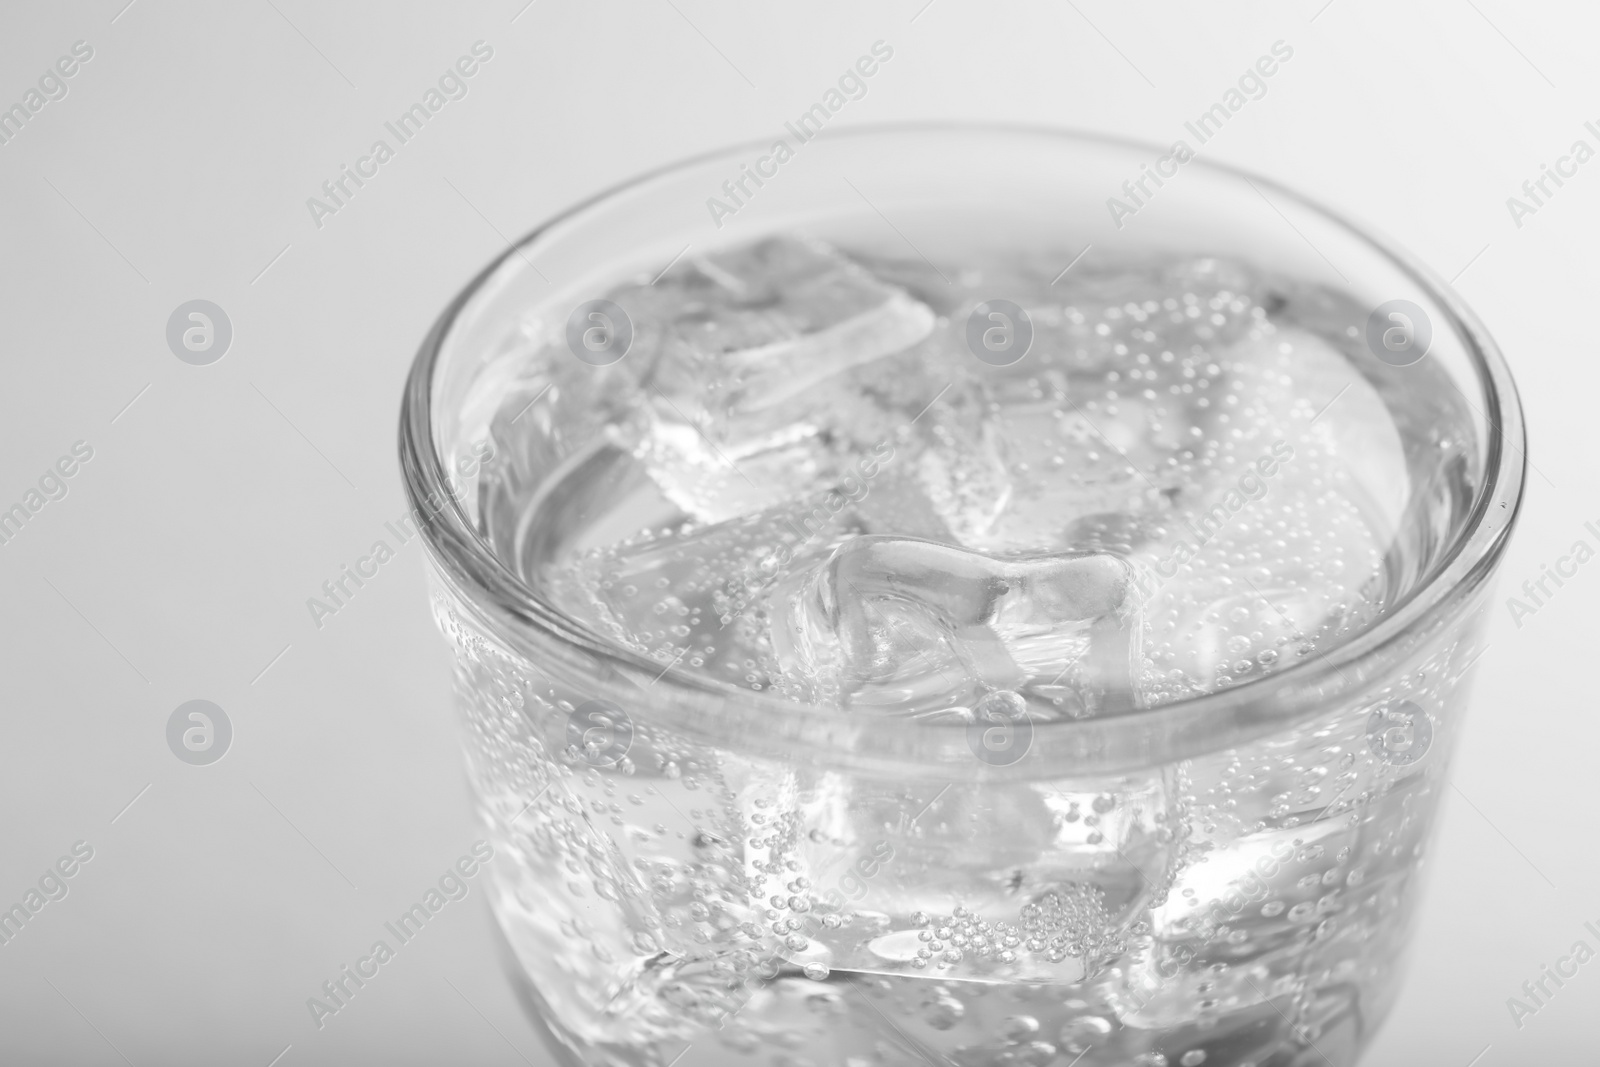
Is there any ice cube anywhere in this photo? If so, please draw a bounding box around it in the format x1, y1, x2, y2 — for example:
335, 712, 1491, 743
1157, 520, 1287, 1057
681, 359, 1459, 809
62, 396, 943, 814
614, 236, 937, 522
768, 536, 1141, 717
849, 461, 957, 543
908, 374, 1015, 549
1130, 326, 1397, 702
885, 254, 1279, 555
566, 493, 869, 688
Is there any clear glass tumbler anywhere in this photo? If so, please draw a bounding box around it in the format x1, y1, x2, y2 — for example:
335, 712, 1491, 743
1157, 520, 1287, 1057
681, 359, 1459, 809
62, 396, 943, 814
400, 126, 1524, 1067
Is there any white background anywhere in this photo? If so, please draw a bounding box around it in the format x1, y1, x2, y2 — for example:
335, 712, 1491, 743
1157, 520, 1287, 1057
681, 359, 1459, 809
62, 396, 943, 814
0, 1, 1595, 1063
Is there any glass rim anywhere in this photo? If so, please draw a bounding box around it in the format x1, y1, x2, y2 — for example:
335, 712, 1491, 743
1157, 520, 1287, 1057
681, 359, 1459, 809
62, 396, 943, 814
399, 121, 1527, 769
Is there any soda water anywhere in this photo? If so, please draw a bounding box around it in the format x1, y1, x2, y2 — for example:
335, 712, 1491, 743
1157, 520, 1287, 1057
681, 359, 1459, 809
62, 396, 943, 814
440, 232, 1486, 1067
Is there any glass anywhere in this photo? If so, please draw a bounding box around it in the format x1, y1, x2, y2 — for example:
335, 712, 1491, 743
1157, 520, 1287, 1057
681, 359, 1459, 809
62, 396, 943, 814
400, 126, 1524, 1067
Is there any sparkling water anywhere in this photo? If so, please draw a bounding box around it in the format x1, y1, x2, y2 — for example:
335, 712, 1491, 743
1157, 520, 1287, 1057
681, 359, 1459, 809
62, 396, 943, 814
444, 232, 1486, 1067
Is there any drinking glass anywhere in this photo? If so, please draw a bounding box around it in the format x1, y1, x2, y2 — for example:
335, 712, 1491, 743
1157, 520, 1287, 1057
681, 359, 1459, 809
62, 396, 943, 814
399, 125, 1524, 1067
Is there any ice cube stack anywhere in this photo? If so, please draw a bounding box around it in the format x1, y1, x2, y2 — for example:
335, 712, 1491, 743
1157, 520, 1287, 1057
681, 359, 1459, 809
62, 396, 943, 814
518, 235, 1396, 720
